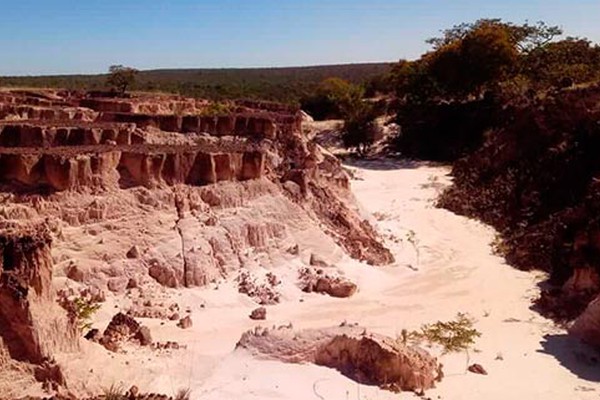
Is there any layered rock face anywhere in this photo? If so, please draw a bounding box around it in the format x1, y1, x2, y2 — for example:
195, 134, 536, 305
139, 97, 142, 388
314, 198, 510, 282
0, 89, 392, 396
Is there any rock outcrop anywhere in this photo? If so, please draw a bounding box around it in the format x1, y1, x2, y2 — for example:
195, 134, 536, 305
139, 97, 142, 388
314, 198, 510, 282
0, 226, 78, 364
99, 312, 152, 352
236, 325, 441, 392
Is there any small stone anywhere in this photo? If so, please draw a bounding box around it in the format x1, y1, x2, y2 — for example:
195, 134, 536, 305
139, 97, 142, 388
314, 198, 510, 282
468, 364, 488, 375
126, 245, 141, 259
177, 316, 193, 329
287, 244, 300, 255
170, 313, 180, 321
250, 307, 267, 320
126, 278, 138, 289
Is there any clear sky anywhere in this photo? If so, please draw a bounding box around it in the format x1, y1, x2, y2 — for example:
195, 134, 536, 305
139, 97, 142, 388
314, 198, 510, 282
1, 0, 599, 76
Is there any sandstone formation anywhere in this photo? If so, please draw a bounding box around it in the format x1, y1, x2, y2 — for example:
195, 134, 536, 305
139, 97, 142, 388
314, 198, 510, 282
236, 325, 442, 392
0, 89, 393, 396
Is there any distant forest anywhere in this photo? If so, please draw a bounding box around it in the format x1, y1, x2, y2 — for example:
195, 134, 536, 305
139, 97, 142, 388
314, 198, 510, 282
0, 63, 392, 104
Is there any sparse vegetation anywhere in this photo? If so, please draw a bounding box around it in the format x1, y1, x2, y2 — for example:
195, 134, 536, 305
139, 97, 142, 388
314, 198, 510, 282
199, 101, 233, 116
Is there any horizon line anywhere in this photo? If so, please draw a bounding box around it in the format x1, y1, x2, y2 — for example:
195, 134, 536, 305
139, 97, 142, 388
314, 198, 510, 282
1, 60, 398, 79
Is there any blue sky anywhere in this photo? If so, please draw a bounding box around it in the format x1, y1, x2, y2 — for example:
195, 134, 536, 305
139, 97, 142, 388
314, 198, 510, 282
1, 0, 599, 75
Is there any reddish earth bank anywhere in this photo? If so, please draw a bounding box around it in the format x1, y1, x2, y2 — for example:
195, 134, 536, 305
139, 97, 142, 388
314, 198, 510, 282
438, 85, 600, 346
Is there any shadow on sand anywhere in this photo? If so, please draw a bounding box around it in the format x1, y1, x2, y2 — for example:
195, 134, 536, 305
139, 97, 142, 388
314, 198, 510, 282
342, 157, 446, 171
538, 334, 600, 382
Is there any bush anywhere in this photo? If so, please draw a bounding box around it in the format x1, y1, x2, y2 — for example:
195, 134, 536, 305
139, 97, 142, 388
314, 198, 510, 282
340, 95, 383, 156
410, 313, 481, 354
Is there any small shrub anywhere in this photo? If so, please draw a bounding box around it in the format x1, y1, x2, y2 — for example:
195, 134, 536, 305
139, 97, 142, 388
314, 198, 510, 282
405, 230, 421, 264
57, 292, 101, 331
402, 313, 482, 372
413, 313, 481, 354
103, 384, 125, 400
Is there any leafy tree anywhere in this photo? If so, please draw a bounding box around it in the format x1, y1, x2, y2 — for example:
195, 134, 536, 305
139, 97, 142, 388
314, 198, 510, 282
521, 37, 600, 87
427, 19, 562, 54
426, 21, 519, 97
107, 65, 138, 95
391, 59, 442, 104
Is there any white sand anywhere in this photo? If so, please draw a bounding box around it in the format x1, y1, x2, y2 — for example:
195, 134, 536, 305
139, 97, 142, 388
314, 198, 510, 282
61, 159, 600, 399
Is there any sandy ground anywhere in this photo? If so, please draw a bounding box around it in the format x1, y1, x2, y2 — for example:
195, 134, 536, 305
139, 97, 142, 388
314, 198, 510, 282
62, 158, 600, 399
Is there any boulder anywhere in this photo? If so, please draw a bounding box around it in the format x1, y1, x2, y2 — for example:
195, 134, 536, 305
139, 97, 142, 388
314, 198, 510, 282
569, 295, 600, 347
236, 325, 441, 393
315, 333, 441, 392
148, 262, 181, 288
66, 264, 86, 282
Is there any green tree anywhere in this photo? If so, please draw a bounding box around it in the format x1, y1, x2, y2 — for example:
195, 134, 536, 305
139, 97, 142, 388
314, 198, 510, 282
426, 19, 562, 54
426, 21, 519, 97
301, 77, 363, 120
107, 65, 138, 95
